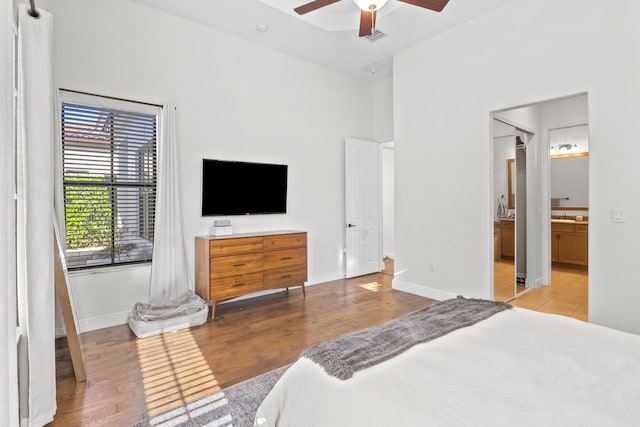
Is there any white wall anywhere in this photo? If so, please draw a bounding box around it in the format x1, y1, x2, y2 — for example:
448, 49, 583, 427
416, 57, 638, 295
381, 143, 395, 258
41, 0, 376, 331
1, 0, 19, 424
373, 77, 393, 141
393, 0, 640, 333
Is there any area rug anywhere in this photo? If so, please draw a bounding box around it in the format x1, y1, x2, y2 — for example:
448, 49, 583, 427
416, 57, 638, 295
132, 364, 290, 427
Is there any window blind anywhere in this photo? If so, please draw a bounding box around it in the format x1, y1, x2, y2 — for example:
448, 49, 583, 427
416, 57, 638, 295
61, 101, 157, 270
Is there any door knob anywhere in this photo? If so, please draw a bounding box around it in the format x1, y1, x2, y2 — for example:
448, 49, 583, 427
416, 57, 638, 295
346, 223, 356, 228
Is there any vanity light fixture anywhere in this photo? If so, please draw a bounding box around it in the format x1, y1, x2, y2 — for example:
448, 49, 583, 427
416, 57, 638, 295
551, 143, 578, 151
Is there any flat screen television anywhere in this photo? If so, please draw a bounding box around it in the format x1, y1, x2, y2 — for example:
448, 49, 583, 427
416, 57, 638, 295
201, 159, 288, 216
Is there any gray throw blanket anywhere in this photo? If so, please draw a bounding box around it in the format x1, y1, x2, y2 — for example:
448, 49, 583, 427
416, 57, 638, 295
301, 296, 511, 380
129, 291, 207, 322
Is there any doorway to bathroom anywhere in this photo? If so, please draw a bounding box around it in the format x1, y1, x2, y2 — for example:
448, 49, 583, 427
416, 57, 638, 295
491, 93, 589, 321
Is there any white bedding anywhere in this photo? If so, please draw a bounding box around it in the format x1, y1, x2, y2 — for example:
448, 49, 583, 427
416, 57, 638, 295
255, 308, 640, 426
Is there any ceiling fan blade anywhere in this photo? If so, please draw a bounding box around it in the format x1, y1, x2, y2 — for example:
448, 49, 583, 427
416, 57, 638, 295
294, 0, 342, 15
358, 10, 376, 37
398, 0, 449, 12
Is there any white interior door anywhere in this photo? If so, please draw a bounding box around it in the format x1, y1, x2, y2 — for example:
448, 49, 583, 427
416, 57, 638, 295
345, 137, 381, 278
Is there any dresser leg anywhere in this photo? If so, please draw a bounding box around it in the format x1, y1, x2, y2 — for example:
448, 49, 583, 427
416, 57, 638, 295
210, 302, 217, 320
301, 284, 306, 298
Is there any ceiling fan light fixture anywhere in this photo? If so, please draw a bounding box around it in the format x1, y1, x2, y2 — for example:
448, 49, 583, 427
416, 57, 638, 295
353, 0, 388, 12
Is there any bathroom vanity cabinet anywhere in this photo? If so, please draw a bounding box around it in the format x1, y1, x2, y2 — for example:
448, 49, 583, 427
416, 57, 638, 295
551, 222, 588, 266
500, 220, 514, 258
500, 219, 587, 267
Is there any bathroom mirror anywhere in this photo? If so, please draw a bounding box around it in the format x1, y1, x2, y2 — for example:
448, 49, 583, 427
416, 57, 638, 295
550, 153, 588, 210
507, 125, 589, 211
549, 125, 589, 210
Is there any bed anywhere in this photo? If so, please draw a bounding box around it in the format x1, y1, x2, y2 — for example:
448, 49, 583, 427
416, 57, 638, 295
255, 298, 640, 426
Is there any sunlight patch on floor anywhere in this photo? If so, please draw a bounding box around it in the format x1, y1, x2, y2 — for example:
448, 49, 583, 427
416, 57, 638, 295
136, 330, 227, 422
359, 281, 382, 292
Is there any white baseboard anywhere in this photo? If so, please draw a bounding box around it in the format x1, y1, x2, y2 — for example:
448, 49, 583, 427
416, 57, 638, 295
24, 406, 55, 427
78, 310, 131, 333
307, 271, 344, 285
392, 279, 457, 301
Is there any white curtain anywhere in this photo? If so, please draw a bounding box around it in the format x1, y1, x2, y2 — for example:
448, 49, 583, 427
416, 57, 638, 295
0, 0, 19, 425
148, 105, 192, 304
16, 4, 56, 426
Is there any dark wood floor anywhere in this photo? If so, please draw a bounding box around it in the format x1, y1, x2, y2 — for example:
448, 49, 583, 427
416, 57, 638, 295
51, 271, 433, 426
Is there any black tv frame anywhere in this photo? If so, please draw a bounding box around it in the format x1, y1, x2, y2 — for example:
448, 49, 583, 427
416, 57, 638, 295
201, 159, 288, 216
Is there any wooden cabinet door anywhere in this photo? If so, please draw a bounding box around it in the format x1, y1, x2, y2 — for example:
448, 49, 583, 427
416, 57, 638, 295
558, 232, 588, 266
551, 233, 559, 262
501, 222, 514, 258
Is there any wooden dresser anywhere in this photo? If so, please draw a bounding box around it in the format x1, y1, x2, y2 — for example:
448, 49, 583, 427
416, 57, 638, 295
195, 230, 307, 318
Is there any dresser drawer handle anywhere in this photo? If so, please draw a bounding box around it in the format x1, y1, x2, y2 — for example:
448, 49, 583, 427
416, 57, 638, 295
232, 263, 246, 267
232, 282, 246, 287
281, 274, 292, 279
281, 257, 292, 260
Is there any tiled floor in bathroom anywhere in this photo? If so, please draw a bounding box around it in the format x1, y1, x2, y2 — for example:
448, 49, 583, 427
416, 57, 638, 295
495, 260, 588, 321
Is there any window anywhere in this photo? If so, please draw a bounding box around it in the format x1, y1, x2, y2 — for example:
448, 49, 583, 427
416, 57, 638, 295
60, 91, 160, 270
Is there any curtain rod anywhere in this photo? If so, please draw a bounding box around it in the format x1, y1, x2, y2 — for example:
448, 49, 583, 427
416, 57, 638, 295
28, 0, 40, 18
60, 88, 164, 108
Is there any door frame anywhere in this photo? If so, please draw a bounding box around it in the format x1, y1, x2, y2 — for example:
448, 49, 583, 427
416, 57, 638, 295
542, 120, 589, 285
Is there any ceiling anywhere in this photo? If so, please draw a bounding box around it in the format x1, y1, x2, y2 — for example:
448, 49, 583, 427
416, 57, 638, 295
132, 0, 517, 82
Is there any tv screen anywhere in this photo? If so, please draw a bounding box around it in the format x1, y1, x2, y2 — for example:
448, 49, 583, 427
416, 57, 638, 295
201, 159, 288, 216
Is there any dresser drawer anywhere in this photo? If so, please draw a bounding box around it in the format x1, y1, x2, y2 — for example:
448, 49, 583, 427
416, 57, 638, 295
210, 237, 263, 257
574, 224, 588, 234
263, 233, 307, 250
552, 223, 574, 233
500, 220, 514, 230
211, 253, 264, 278
264, 266, 307, 289
264, 248, 306, 269
211, 272, 263, 299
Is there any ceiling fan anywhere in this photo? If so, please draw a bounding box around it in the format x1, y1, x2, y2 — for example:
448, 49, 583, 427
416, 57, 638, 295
294, 0, 450, 37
